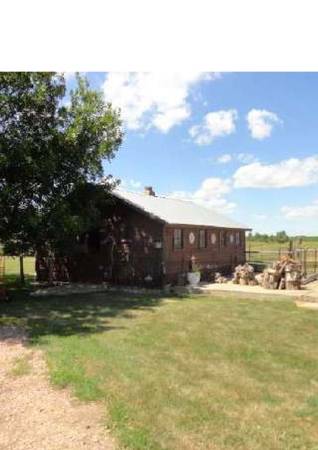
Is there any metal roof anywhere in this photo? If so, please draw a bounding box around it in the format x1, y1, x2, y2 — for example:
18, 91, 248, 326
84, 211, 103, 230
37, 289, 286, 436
113, 189, 250, 229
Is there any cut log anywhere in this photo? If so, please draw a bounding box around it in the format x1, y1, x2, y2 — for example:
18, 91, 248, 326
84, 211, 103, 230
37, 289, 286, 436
232, 263, 257, 286
262, 256, 302, 290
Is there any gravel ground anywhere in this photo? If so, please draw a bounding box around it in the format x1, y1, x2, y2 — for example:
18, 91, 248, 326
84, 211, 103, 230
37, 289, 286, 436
196, 280, 318, 300
0, 327, 116, 450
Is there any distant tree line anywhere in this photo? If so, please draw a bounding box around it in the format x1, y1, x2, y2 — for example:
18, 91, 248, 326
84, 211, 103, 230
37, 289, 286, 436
247, 231, 290, 243
247, 231, 318, 244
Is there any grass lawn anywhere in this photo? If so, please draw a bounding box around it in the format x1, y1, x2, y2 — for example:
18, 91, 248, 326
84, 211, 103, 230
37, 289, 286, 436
4, 256, 35, 275
2, 291, 318, 449
2, 256, 35, 285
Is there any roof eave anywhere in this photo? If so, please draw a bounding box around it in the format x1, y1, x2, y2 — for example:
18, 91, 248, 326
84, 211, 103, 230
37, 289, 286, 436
112, 190, 251, 230
166, 223, 251, 230
112, 191, 167, 224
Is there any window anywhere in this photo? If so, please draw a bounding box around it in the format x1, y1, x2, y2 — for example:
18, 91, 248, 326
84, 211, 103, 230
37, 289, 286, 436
229, 233, 234, 244
220, 231, 227, 247
211, 232, 217, 245
199, 230, 207, 248
173, 229, 183, 250
235, 232, 240, 245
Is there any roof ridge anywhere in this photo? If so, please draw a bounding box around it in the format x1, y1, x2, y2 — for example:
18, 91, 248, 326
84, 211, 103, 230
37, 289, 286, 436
116, 188, 197, 204
113, 188, 250, 229
116, 188, 169, 201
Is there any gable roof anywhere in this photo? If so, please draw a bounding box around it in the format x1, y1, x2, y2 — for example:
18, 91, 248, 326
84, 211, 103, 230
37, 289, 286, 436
113, 189, 250, 230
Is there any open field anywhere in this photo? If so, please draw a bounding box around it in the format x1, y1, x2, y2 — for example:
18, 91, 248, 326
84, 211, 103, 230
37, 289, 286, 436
1, 256, 36, 285
4, 256, 35, 276
246, 238, 318, 252
246, 240, 318, 274
2, 290, 318, 449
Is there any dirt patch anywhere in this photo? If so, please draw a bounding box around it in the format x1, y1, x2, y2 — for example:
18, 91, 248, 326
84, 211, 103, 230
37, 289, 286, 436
195, 280, 318, 301
295, 301, 318, 310
0, 328, 116, 450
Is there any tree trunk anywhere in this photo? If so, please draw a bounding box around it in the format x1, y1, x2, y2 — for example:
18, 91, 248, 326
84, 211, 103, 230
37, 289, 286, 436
19, 255, 25, 285
47, 250, 54, 285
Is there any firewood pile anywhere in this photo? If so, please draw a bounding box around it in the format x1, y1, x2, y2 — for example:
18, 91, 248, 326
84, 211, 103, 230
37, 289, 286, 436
215, 257, 303, 290
231, 256, 302, 290
215, 272, 228, 283
232, 263, 257, 286
261, 256, 302, 290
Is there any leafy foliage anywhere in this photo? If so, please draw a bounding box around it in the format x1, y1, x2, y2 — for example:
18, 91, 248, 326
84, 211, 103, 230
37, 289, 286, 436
247, 230, 290, 243
0, 72, 123, 262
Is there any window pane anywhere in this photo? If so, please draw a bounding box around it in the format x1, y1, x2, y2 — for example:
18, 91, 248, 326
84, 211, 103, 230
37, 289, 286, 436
220, 231, 227, 247
199, 230, 206, 248
173, 229, 183, 249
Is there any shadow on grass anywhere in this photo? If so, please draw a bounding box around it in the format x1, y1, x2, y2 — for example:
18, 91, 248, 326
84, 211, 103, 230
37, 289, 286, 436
0, 286, 181, 344
3, 273, 35, 288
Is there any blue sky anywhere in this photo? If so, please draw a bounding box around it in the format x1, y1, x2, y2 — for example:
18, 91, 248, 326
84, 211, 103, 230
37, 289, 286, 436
68, 72, 318, 235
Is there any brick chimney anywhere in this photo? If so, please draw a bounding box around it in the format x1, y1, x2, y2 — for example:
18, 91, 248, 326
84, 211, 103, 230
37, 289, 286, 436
144, 186, 156, 196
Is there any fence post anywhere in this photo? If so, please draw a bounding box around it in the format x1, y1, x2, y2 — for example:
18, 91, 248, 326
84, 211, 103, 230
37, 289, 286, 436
288, 239, 293, 257
304, 249, 307, 277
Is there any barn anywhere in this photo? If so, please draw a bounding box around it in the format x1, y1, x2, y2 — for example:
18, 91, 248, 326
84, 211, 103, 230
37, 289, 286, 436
36, 186, 250, 286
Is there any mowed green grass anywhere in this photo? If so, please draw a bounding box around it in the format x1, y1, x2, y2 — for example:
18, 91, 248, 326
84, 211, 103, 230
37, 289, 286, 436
1, 256, 36, 285
2, 291, 318, 449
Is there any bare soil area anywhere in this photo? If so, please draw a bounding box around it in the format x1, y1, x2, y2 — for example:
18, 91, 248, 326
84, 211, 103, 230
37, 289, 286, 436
0, 326, 116, 450
197, 279, 318, 301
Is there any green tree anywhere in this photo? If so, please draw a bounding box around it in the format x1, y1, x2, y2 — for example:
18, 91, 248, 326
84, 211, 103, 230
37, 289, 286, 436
0, 72, 123, 283
275, 230, 289, 243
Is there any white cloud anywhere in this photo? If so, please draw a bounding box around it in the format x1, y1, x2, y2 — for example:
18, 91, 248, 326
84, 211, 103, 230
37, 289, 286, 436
168, 177, 236, 214
189, 109, 238, 145
282, 200, 318, 219
214, 152, 257, 165
120, 175, 236, 213
102, 72, 217, 132
237, 153, 258, 164
246, 109, 281, 140
120, 178, 142, 191
233, 156, 318, 188
217, 153, 232, 164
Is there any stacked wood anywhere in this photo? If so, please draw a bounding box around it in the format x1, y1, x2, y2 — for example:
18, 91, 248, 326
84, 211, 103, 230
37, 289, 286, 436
262, 268, 280, 289
215, 272, 228, 283
255, 273, 264, 285
262, 256, 302, 290
232, 263, 257, 286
